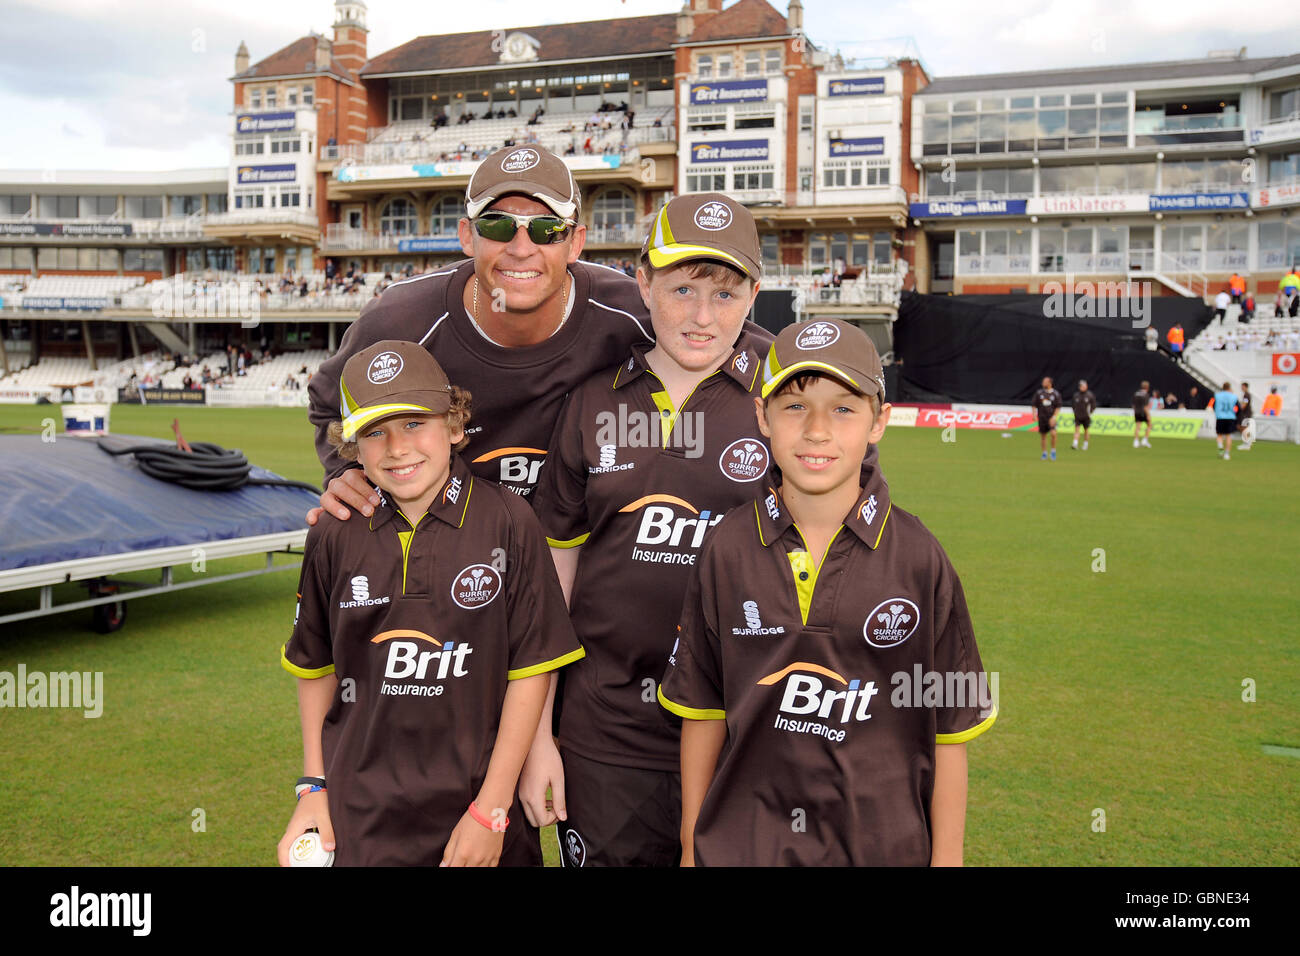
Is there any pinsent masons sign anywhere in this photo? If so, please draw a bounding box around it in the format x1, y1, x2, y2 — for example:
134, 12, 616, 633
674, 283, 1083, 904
690, 140, 769, 163
689, 79, 767, 105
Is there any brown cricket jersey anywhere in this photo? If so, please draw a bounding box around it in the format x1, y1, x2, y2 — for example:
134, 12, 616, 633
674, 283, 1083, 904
658, 447, 997, 866
281, 455, 584, 866
308, 259, 653, 499
533, 327, 774, 772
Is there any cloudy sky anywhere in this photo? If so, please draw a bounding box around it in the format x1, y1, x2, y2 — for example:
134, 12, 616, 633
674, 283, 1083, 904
1, 0, 1297, 171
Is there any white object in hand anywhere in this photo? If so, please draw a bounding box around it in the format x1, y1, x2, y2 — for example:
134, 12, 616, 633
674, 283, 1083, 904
288, 831, 334, 867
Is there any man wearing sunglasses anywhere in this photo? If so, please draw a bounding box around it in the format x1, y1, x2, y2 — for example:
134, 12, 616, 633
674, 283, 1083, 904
307, 145, 655, 521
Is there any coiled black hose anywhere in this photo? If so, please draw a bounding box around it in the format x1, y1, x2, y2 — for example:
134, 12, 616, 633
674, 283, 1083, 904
97, 437, 321, 494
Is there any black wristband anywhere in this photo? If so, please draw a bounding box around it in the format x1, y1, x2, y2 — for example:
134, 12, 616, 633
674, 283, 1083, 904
296, 776, 326, 788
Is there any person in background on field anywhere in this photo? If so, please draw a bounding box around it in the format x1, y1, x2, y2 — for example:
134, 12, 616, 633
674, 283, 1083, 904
1261, 386, 1283, 417
1213, 381, 1240, 459
1032, 376, 1062, 461
1167, 322, 1185, 361
1228, 273, 1245, 304
1071, 379, 1096, 451
1133, 380, 1153, 449
1237, 382, 1255, 451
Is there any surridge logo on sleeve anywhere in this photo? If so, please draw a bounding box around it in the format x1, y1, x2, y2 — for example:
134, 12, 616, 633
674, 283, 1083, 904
732, 600, 785, 636
451, 563, 502, 609
864, 597, 920, 648
367, 351, 403, 384
794, 322, 841, 350
719, 438, 769, 482
339, 574, 391, 609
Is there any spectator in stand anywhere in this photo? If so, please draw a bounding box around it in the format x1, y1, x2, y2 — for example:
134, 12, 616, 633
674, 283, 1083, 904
1187, 385, 1201, 410
1213, 289, 1230, 322
1228, 273, 1245, 304
1145, 324, 1159, 350
1284, 267, 1300, 317
583, 136, 593, 154
1164, 391, 1180, 410
1150, 388, 1164, 410
1261, 386, 1283, 416
1275, 290, 1287, 319
1242, 291, 1256, 323
1167, 322, 1185, 361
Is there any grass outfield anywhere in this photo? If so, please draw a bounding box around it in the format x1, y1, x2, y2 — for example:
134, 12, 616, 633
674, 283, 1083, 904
1, 403, 1297, 866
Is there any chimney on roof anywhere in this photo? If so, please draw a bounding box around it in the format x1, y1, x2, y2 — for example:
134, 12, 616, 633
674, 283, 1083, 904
315, 33, 332, 71
677, 3, 694, 40
688, 0, 723, 31
235, 41, 249, 76
787, 0, 803, 32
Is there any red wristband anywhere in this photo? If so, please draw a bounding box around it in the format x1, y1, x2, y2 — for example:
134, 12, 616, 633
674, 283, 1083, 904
468, 801, 508, 832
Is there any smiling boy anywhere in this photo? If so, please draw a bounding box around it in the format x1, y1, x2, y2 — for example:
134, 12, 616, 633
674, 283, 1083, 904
522, 194, 773, 866
278, 340, 583, 866
659, 318, 996, 866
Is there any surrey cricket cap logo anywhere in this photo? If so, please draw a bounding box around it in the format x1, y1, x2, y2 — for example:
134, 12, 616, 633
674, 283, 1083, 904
719, 438, 769, 482
694, 200, 732, 231
451, 563, 503, 609
501, 148, 540, 173
795, 322, 841, 351
367, 351, 403, 385
864, 598, 920, 648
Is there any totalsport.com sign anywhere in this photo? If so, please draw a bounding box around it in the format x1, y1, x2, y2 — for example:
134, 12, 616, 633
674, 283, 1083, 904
1056, 411, 1201, 439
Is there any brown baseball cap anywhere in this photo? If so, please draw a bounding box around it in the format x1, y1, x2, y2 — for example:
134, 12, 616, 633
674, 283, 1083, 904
465, 145, 580, 220
643, 193, 761, 278
761, 319, 885, 399
339, 340, 453, 440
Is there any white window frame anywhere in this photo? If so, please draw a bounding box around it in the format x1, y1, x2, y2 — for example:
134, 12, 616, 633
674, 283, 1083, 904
697, 54, 713, 79
687, 108, 728, 132
685, 165, 726, 193
731, 163, 775, 191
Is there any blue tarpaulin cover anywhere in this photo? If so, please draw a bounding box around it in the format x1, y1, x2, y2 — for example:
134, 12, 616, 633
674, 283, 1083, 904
0, 434, 318, 571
